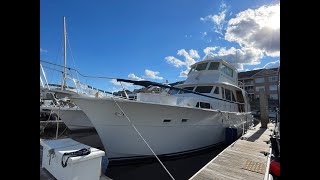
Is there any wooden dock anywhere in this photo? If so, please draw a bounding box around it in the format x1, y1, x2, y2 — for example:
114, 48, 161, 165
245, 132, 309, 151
190, 122, 274, 180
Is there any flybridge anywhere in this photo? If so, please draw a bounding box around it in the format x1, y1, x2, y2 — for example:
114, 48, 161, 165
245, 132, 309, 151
184, 59, 238, 86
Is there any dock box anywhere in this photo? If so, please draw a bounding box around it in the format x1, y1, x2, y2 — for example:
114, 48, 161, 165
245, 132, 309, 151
40, 138, 105, 180
225, 127, 238, 144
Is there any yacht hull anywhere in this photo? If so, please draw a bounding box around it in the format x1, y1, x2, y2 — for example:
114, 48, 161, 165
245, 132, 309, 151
71, 96, 252, 160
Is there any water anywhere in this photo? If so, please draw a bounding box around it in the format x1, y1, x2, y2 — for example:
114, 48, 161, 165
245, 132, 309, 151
105, 145, 226, 180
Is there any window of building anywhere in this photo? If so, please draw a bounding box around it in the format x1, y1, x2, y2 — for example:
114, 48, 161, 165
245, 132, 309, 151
256, 94, 260, 99
268, 76, 278, 82
269, 94, 278, 100
195, 62, 209, 71
255, 86, 265, 92
208, 62, 220, 70
244, 80, 253, 85
255, 77, 265, 83
220, 63, 234, 77
245, 86, 254, 91
269, 85, 277, 91
225, 88, 232, 101
194, 86, 213, 93
196, 102, 211, 109
248, 94, 254, 101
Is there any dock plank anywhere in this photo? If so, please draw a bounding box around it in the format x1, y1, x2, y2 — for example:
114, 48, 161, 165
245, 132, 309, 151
190, 123, 274, 180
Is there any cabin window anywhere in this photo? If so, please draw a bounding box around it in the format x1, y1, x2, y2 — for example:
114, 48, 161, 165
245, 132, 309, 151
183, 87, 194, 91
195, 86, 213, 93
196, 102, 211, 109
178, 87, 194, 94
225, 88, 232, 101
220, 63, 233, 77
188, 66, 197, 74
236, 90, 245, 112
208, 62, 220, 70
231, 91, 236, 102
195, 62, 209, 71
235, 90, 244, 103
221, 87, 225, 99
168, 89, 179, 95
181, 119, 188, 122
214, 87, 219, 94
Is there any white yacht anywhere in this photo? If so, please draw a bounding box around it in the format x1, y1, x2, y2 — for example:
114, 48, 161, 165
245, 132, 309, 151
70, 59, 254, 160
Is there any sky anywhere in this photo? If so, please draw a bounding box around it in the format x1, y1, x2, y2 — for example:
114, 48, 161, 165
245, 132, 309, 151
40, 0, 280, 92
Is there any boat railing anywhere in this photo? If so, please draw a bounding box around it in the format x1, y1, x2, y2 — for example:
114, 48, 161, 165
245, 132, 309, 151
40, 61, 112, 98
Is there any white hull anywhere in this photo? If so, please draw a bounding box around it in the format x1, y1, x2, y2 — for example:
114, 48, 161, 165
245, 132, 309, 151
72, 96, 252, 160
40, 106, 94, 130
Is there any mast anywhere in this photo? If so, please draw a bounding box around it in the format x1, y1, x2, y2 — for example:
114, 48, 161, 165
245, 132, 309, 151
62, 16, 67, 90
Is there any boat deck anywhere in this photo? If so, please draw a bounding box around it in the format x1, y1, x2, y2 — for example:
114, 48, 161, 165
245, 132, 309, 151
190, 122, 274, 180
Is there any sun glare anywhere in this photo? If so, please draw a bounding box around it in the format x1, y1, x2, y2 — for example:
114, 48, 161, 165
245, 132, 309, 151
265, 12, 280, 29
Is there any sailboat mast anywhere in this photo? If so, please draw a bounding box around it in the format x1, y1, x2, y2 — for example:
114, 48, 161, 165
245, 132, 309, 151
62, 16, 67, 90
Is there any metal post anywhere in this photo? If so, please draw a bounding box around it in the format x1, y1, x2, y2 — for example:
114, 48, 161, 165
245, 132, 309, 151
62, 16, 67, 90
259, 89, 269, 128
56, 106, 60, 139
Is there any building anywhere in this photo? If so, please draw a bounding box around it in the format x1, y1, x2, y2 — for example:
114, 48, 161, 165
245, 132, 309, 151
238, 67, 280, 111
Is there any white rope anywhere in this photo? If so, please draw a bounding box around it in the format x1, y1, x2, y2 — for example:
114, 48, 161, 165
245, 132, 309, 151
111, 97, 175, 180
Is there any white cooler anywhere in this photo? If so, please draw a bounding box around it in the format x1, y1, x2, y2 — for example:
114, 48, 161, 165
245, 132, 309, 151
40, 138, 105, 180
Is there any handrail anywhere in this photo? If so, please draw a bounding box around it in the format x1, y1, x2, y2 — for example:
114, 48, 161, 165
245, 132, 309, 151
40, 61, 112, 96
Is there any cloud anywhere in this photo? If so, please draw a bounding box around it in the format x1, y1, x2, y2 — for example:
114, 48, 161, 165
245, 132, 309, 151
225, 3, 280, 57
201, 32, 207, 37
144, 69, 163, 80
40, 48, 48, 53
263, 60, 280, 69
189, 49, 200, 59
179, 69, 189, 78
165, 56, 185, 67
128, 73, 144, 81
204, 46, 264, 70
110, 79, 132, 87
252, 68, 261, 70
200, 1, 228, 35
203, 46, 219, 55
177, 49, 199, 67
238, 69, 250, 72
164, 49, 202, 78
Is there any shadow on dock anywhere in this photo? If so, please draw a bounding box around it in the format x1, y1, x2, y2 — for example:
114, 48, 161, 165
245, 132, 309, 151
244, 127, 267, 142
